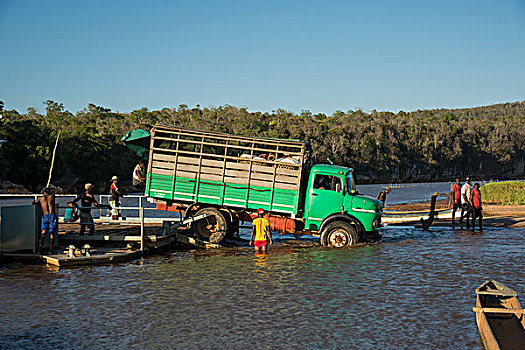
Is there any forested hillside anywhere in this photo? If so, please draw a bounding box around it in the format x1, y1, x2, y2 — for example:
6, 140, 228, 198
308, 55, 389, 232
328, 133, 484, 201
0, 100, 524, 192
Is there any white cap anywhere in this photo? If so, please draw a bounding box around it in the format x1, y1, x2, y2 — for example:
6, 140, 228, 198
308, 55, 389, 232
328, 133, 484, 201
112, 176, 118, 181
85, 183, 93, 189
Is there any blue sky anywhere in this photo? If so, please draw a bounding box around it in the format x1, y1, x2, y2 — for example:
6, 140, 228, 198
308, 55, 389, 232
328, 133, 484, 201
1, 0, 524, 114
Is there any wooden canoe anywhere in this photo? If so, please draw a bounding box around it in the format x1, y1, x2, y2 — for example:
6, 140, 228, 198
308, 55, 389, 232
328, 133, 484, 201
382, 208, 453, 224
473, 280, 525, 350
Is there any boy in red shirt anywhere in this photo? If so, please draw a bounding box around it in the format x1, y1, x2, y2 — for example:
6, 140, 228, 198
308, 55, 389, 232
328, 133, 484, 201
470, 183, 483, 231
450, 178, 462, 225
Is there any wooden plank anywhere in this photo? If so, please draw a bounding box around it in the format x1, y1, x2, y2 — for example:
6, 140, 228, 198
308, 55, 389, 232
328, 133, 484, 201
476, 290, 517, 296
199, 173, 223, 183
152, 153, 176, 162
223, 176, 249, 186
175, 163, 200, 173
275, 175, 300, 184
275, 166, 301, 176
175, 170, 198, 179
177, 156, 224, 168
43, 250, 142, 267
225, 162, 250, 171
152, 168, 175, 176
473, 307, 524, 314
152, 160, 175, 170
200, 166, 227, 175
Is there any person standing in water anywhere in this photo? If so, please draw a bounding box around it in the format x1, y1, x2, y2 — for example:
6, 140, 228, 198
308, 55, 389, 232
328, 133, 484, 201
451, 178, 462, 225
470, 183, 483, 231
377, 187, 391, 206
32, 186, 60, 254
250, 208, 273, 252
460, 177, 472, 227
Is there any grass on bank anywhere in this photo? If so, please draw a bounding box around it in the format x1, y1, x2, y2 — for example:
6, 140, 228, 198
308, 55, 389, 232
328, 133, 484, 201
482, 181, 525, 205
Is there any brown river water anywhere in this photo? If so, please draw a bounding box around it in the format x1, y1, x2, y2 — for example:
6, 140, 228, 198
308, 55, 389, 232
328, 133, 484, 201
1, 225, 524, 349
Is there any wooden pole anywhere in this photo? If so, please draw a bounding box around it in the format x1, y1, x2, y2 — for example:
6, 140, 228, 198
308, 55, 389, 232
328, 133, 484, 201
140, 206, 145, 252
46, 131, 62, 187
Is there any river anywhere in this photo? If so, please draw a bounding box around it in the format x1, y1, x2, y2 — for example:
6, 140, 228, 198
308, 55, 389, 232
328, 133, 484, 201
1, 225, 523, 349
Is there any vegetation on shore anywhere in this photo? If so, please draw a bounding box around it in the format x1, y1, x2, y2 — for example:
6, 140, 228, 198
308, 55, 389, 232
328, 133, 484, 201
482, 181, 525, 205
0, 100, 524, 192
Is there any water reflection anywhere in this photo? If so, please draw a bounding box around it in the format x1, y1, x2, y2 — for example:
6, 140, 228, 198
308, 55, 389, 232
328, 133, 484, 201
0, 226, 523, 349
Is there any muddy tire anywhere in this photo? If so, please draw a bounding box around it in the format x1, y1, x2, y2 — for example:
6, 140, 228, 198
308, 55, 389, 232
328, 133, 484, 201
320, 221, 358, 248
192, 208, 228, 243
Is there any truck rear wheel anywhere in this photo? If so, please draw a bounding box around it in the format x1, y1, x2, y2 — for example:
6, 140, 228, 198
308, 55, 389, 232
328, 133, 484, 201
192, 208, 228, 243
321, 221, 358, 248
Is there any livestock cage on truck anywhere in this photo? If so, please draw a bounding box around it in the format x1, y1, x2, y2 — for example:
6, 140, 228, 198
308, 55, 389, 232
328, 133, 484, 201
146, 124, 311, 217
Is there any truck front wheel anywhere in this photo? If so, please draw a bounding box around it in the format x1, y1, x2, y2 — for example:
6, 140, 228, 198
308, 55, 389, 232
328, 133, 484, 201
192, 208, 228, 243
321, 222, 358, 248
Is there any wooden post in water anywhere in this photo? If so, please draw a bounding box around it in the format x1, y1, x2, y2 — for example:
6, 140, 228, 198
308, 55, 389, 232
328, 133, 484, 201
140, 206, 145, 252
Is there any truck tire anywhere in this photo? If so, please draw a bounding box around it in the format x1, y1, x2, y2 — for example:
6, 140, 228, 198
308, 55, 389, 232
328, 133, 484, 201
321, 221, 358, 248
192, 208, 228, 243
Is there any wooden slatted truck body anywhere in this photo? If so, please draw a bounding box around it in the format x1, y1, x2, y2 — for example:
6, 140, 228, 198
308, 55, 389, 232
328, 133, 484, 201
122, 124, 382, 247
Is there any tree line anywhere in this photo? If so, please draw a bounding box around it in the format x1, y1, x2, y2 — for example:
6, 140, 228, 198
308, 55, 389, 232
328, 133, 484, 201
0, 100, 524, 192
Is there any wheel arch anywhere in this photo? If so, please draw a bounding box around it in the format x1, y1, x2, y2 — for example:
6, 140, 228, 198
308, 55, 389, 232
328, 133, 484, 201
319, 213, 364, 236
184, 202, 234, 223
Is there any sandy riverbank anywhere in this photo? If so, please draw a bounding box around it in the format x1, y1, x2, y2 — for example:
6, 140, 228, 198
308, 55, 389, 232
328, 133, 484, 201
386, 200, 525, 228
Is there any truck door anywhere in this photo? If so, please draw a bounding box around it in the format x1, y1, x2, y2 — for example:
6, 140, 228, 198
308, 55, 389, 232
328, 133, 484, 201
306, 174, 344, 228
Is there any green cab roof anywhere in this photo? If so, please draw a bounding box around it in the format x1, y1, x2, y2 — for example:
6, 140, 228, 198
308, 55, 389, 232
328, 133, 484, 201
121, 129, 151, 159
311, 164, 353, 174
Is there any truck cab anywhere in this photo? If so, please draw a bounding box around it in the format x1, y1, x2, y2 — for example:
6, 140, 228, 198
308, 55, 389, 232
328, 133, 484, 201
304, 164, 382, 247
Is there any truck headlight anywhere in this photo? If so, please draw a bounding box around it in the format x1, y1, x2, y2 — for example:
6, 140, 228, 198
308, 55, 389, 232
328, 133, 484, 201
373, 217, 381, 229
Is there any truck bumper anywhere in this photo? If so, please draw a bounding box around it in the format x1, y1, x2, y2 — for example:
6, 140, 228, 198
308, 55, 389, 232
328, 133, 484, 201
362, 230, 381, 242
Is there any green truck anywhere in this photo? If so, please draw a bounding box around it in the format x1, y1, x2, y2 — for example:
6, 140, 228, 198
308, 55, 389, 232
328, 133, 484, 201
123, 124, 382, 247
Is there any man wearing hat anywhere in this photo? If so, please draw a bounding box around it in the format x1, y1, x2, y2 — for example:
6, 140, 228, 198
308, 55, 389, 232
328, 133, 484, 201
109, 175, 124, 220
73, 183, 99, 235
377, 187, 391, 206
249, 208, 273, 252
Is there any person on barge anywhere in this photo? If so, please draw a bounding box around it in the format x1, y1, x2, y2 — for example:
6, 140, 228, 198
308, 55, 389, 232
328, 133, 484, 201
73, 183, 99, 235
32, 186, 60, 254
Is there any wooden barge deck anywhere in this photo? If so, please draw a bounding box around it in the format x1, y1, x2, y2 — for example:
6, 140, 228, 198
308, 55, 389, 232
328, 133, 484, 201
0, 214, 226, 268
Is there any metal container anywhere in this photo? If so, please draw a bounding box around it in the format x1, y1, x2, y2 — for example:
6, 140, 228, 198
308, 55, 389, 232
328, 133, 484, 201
0, 205, 43, 253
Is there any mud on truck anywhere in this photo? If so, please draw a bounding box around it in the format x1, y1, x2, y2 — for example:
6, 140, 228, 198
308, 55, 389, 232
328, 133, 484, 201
122, 124, 382, 248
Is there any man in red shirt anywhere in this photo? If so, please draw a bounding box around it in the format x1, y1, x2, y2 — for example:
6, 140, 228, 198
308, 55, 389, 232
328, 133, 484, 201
470, 183, 483, 231
450, 178, 462, 225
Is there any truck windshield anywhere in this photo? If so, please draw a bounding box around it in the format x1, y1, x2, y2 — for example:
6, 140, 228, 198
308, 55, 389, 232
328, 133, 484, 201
346, 172, 356, 194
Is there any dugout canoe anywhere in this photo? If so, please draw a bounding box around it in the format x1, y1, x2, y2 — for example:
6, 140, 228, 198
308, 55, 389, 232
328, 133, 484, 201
473, 280, 525, 350
381, 208, 453, 224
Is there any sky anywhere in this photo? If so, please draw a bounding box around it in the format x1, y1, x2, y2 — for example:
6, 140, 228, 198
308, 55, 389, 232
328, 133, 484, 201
1, 0, 524, 115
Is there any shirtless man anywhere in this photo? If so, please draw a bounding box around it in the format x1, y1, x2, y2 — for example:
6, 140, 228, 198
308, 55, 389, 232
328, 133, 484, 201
32, 187, 59, 254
